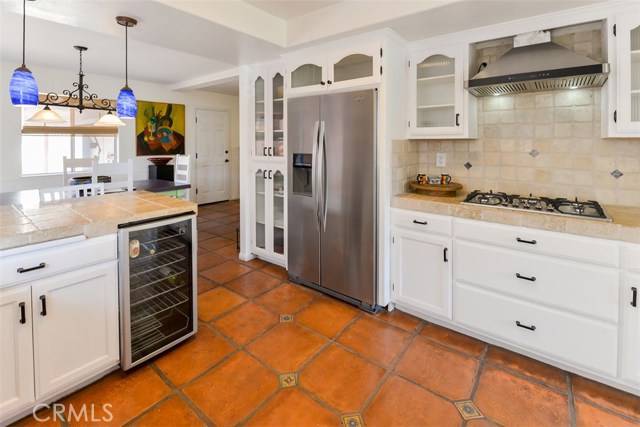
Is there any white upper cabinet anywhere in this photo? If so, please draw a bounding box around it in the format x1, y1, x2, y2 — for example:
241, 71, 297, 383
603, 11, 640, 137
407, 43, 476, 139
286, 42, 382, 96
252, 67, 286, 160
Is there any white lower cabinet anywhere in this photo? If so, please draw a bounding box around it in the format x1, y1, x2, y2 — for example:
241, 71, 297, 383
621, 271, 640, 385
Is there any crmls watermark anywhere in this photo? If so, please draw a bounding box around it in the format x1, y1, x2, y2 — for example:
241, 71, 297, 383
33, 403, 113, 423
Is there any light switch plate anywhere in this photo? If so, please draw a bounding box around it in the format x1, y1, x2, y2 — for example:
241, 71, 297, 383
436, 152, 447, 167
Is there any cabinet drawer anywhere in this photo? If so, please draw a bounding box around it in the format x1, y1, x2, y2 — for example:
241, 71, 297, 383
392, 209, 452, 236
454, 240, 619, 322
454, 219, 619, 267
454, 282, 618, 376
0, 235, 117, 288
621, 244, 640, 272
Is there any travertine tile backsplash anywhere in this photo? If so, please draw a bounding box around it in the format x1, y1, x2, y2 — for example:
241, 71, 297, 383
393, 88, 640, 207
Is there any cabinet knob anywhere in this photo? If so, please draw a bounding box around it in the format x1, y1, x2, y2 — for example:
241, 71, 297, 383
516, 273, 536, 282
516, 320, 536, 331
455, 113, 460, 127
19, 302, 26, 324
39, 295, 47, 317
516, 237, 537, 245
17, 262, 46, 274
632, 287, 638, 308
327, 80, 332, 85
320, 81, 326, 86
225, 159, 229, 163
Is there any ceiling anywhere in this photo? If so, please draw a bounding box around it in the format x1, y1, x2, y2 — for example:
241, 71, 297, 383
0, 0, 608, 95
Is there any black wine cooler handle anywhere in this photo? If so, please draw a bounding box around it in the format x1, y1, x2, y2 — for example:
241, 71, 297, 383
40, 295, 47, 316
516, 320, 536, 331
19, 302, 26, 324
412, 220, 428, 226
516, 237, 537, 245
516, 273, 536, 282
632, 287, 638, 308
17, 262, 46, 274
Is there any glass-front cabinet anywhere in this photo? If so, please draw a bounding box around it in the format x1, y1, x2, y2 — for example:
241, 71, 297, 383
286, 42, 382, 95
616, 15, 640, 133
407, 43, 475, 138
252, 68, 286, 159
251, 165, 286, 263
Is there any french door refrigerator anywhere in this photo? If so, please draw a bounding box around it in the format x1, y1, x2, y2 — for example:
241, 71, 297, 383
288, 89, 378, 312
118, 213, 197, 370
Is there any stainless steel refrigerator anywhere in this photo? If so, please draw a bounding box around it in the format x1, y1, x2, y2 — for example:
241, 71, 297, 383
288, 89, 378, 312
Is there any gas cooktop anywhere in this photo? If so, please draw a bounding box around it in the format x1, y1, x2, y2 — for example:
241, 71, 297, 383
461, 190, 611, 221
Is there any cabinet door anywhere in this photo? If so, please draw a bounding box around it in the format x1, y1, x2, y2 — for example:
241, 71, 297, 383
327, 44, 381, 91
271, 71, 286, 158
0, 287, 35, 417
31, 261, 119, 398
616, 15, 640, 133
253, 167, 268, 254
392, 228, 452, 319
271, 169, 286, 257
408, 45, 466, 137
287, 59, 327, 96
253, 74, 268, 158
621, 272, 640, 385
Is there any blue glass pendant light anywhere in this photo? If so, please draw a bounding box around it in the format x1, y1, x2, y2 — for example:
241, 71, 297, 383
116, 16, 138, 118
9, 0, 38, 106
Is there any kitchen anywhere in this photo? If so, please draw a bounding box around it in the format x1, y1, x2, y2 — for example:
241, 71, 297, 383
1, 0, 640, 426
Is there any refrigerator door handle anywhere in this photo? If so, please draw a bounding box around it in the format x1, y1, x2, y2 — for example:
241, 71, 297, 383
318, 121, 327, 231
312, 120, 320, 232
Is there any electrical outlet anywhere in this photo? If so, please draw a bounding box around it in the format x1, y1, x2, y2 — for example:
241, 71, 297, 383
436, 152, 447, 167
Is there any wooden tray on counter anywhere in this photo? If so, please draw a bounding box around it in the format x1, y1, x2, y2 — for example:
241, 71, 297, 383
410, 182, 462, 197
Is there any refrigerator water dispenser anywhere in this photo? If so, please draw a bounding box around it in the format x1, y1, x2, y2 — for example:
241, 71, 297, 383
292, 153, 313, 196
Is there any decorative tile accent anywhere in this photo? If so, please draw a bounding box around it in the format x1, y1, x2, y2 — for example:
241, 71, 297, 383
529, 149, 540, 158
611, 169, 624, 179
464, 162, 473, 169
278, 373, 298, 388
280, 314, 293, 323
341, 413, 364, 427
454, 400, 483, 420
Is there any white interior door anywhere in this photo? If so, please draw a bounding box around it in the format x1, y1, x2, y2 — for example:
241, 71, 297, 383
196, 109, 230, 204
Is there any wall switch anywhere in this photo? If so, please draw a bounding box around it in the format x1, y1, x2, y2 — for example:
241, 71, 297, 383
436, 152, 447, 167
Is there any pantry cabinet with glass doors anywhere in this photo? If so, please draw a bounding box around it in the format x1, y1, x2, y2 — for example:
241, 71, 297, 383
251, 165, 286, 265
252, 68, 286, 159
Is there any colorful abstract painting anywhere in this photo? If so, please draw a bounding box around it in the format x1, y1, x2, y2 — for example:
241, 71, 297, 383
135, 101, 185, 155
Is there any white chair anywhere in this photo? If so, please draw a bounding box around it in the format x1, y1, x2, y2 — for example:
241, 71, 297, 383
39, 183, 105, 202
174, 154, 191, 201
93, 159, 134, 192
62, 156, 97, 186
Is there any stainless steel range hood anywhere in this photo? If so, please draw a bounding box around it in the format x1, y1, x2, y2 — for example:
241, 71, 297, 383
465, 40, 610, 97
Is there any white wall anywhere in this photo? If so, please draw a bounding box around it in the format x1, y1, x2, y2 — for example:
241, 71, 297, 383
0, 61, 240, 200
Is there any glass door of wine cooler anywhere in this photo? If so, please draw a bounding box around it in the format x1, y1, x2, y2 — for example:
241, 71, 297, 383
119, 214, 197, 370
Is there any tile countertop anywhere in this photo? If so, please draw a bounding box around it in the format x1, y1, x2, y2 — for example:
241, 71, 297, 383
392, 193, 640, 244
0, 191, 198, 251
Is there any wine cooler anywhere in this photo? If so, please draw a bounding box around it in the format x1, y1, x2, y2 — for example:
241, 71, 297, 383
118, 213, 197, 370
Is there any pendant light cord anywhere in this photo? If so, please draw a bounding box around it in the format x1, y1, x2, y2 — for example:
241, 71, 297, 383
125, 24, 128, 86
21, 0, 26, 67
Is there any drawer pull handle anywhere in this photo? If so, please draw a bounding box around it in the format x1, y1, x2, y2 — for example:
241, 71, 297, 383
443, 247, 448, 263
412, 220, 428, 226
632, 287, 638, 308
40, 295, 47, 317
516, 237, 537, 245
17, 262, 46, 274
516, 321, 536, 331
19, 302, 26, 324
516, 273, 536, 282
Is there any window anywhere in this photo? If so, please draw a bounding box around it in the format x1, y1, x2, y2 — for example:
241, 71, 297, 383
21, 106, 118, 176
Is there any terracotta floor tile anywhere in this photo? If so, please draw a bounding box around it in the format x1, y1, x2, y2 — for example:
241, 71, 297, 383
199, 212, 230, 221
62, 365, 170, 426
486, 345, 567, 391
154, 326, 235, 386
197, 220, 223, 231
395, 337, 479, 400
198, 287, 247, 321
419, 323, 486, 358
375, 308, 422, 332
197, 230, 215, 242
214, 244, 240, 260
221, 231, 237, 241
255, 283, 316, 314
216, 214, 239, 225
197, 251, 227, 271
474, 365, 570, 427
182, 351, 278, 426
574, 399, 640, 427
244, 388, 338, 427
337, 315, 411, 367
261, 263, 289, 279
12, 407, 62, 427
296, 297, 358, 338
200, 261, 252, 284
212, 302, 278, 345
198, 236, 234, 251
363, 375, 461, 427
247, 323, 327, 372
571, 374, 640, 420
129, 396, 205, 427
237, 257, 268, 269
300, 344, 385, 412
466, 419, 502, 427
208, 224, 237, 236
197, 275, 216, 294
225, 270, 282, 298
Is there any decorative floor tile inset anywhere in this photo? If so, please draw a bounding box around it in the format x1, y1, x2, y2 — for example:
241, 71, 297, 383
280, 314, 293, 323
341, 413, 364, 427
454, 400, 483, 420
279, 373, 298, 388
